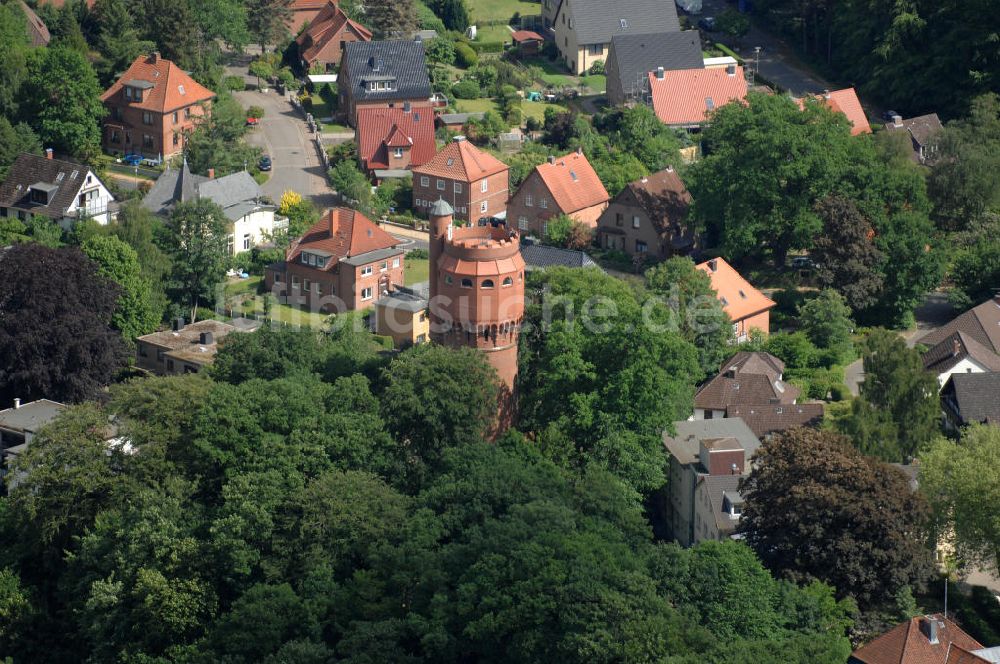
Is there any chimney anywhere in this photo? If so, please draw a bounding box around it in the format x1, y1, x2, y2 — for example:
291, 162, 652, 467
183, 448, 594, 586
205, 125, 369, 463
726, 63, 736, 76
823, 88, 831, 99
952, 335, 962, 357
45, 148, 53, 160
576, 146, 583, 155
655, 66, 664, 80
666, 164, 674, 172
151, 51, 160, 63
207, 168, 215, 179
199, 331, 214, 345
892, 114, 903, 127
403, 101, 411, 113
708, 258, 718, 272
919, 617, 940, 645
172, 317, 185, 332
13, 398, 21, 409
547, 155, 555, 164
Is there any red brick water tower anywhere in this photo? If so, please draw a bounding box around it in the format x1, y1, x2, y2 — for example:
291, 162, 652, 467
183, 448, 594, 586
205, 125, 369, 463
427, 199, 525, 429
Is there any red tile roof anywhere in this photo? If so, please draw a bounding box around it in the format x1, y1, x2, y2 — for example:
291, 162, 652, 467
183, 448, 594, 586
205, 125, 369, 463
101, 53, 215, 114
511, 30, 545, 42
412, 138, 508, 182
288, 207, 399, 270
946, 645, 992, 664
295, 2, 372, 64
649, 66, 748, 126
534, 150, 609, 214
355, 106, 437, 171
797, 88, 871, 135
852, 615, 984, 664
696, 257, 774, 322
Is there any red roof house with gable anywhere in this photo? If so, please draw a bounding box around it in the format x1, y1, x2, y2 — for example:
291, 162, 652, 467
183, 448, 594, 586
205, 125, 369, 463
264, 207, 405, 313
412, 137, 510, 222
696, 256, 775, 340
849, 614, 988, 664
649, 65, 748, 127
355, 105, 436, 176
287, 0, 331, 34
295, 2, 372, 72
797, 88, 871, 136
101, 52, 216, 159
506, 148, 610, 237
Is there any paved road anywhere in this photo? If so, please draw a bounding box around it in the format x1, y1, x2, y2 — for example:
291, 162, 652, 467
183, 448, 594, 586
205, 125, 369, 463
698, 0, 832, 96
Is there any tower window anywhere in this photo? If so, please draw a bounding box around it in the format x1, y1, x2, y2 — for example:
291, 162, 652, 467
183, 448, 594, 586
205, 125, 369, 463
461, 278, 473, 288
502, 276, 513, 286
481, 279, 494, 289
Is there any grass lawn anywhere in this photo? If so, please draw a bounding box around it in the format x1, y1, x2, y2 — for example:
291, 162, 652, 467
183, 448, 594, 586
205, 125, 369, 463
522, 99, 565, 120
455, 98, 500, 114
224, 276, 330, 328
474, 24, 512, 43
579, 73, 606, 92
405, 257, 429, 286
456, 97, 565, 122
521, 57, 573, 87
467, 0, 538, 23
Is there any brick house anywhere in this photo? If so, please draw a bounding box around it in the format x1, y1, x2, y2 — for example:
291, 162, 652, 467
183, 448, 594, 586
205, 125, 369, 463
507, 149, 609, 237
355, 105, 436, 177
264, 207, 405, 313
100, 52, 215, 160
596, 167, 693, 259
412, 136, 509, 222
295, 2, 372, 72
691, 352, 800, 420
338, 40, 433, 127
288, 0, 331, 35
696, 257, 775, 340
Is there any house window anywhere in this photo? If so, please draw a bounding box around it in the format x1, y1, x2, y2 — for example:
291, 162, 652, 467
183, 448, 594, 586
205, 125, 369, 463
481, 279, 494, 289
173, 111, 178, 124
502, 276, 513, 286
421, 176, 429, 186
361, 265, 373, 276
292, 275, 301, 288
393, 148, 403, 158
380, 261, 388, 272
436, 179, 445, 190
243, 234, 251, 250
142, 134, 154, 149
173, 133, 180, 146
227, 234, 234, 254
539, 197, 548, 209
481, 179, 488, 193
632, 216, 640, 228
303, 279, 311, 292
589, 44, 603, 55
615, 212, 623, 226
392, 257, 400, 268
124, 87, 132, 100
167, 359, 174, 371
445, 274, 453, 285
525, 194, 533, 207
460, 278, 473, 288
542, 221, 548, 235
518, 216, 528, 230
302, 253, 310, 264
480, 201, 488, 213
111, 130, 120, 144
142, 111, 153, 125
636, 240, 647, 253
361, 287, 373, 300
454, 182, 462, 193
185, 108, 191, 118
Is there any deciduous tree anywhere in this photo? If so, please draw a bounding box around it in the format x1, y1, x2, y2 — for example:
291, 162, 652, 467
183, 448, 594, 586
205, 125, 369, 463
738, 427, 933, 607
245, 0, 292, 49
81, 235, 161, 343
162, 198, 230, 322
363, 0, 417, 39
811, 194, 884, 312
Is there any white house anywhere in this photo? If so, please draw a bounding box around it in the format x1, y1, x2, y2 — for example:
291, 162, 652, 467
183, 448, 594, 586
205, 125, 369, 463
0, 151, 117, 228
921, 330, 1000, 389
143, 160, 287, 256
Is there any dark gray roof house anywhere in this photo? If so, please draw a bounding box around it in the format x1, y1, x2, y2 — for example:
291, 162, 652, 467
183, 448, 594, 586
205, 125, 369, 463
606, 31, 703, 106
942, 372, 1000, 429
884, 113, 943, 164
0, 399, 66, 450
339, 40, 432, 126
0, 152, 116, 227
520, 241, 602, 272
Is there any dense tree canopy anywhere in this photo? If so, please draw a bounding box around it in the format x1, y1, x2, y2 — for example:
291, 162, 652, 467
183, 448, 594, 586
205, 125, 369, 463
738, 427, 933, 608
81, 235, 161, 342
161, 198, 231, 321
0, 244, 126, 404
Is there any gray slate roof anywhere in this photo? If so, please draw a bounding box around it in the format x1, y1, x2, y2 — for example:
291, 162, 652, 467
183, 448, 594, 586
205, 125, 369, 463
0, 399, 66, 434
558, 0, 681, 44
884, 113, 943, 147
0, 153, 100, 220
920, 296, 1000, 355
343, 40, 431, 103
143, 161, 266, 221
701, 474, 743, 534
520, 243, 601, 271
944, 372, 1000, 425
662, 418, 760, 466
609, 30, 703, 88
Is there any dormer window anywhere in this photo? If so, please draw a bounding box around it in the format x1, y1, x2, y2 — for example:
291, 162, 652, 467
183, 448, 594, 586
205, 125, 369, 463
620, 18, 628, 29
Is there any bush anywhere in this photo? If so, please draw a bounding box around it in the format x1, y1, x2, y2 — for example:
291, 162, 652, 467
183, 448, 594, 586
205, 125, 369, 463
467, 41, 505, 54
455, 42, 478, 67
247, 105, 265, 119
588, 60, 605, 75
224, 75, 246, 91
408, 248, 429, 259
451, 78, 482, 99
525, 116, 541, 132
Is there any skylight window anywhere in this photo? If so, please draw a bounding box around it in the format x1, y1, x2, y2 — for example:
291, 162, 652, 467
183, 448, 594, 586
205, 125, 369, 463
447, 158, 454, 166
619, 18, 628, 29
70, 170, 79, 180
570, 170, 578, 181
738, 289, 747, 299
178, 84, 185, 95
55, 172, 64, 182
719, 296, 728, 306
705, 97, 715, 110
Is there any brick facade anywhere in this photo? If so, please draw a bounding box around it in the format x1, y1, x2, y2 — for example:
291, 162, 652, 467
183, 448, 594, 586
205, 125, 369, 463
266, 251, 405, 313
413, 169, 509, 223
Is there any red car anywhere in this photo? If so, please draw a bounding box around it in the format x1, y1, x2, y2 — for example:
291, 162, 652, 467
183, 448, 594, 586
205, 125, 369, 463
246, 117, 259, 127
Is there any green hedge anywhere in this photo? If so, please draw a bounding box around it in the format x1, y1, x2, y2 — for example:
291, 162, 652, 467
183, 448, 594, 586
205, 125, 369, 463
468, 41, 506, 54
713, 43, 745, 64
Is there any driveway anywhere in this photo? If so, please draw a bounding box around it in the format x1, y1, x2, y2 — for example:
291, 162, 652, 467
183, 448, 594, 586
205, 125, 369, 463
234, 89, 336, 209
697, 0, 832, 96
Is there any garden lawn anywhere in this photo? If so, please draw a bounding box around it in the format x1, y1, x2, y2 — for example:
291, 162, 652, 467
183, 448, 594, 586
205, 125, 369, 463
224, 277, 330, 328
579, 73, 606, 92
467, 0, 538, 23
455, 98, 500, 114
456, 98, 565, 122
522, 99, 565, 121
474, 24, 512, 43
405, 257, 430, 286
521, 57, 573, 87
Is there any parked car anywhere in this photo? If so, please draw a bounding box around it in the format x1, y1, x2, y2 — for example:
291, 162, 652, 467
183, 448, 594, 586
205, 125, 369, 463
698, 16, 716, 31
246, 117, 260, 127
122, 153, 143, 166
259, 155, 272, 171
790, 256, 815, 270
